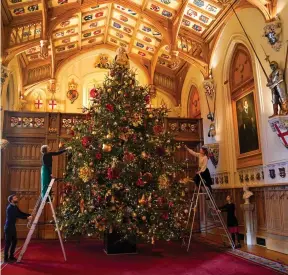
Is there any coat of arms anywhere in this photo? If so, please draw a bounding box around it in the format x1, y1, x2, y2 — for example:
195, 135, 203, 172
203, 78, 215, 97
205, 143, 219, 168
269, 169, 276, 179
268, 116, 288, 149
95, 53, 110, 69
67, 79, 79, 104
263, 20, 282, 52
279, 167, 286, 178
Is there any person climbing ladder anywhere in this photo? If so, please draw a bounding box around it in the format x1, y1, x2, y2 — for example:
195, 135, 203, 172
40, 145, 71, 201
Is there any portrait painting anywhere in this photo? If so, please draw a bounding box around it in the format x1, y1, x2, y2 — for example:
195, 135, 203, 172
235, 91, 259, 154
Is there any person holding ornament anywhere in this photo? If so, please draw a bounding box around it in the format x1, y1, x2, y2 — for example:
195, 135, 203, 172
184, 145, 213, 194
40, 145, 71, 202
218, 195, 241, 248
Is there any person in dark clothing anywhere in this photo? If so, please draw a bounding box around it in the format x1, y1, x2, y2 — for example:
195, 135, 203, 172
40, 145, 70, 201
219, 195, 241, 248
4, 195, 32, 263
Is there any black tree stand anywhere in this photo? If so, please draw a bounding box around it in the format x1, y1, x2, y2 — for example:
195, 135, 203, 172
104, 231, 137, 255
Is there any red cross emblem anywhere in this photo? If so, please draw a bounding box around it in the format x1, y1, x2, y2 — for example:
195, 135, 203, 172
274, 123, 288, 148
49, 100, 57, 110
34, 99, 43, 109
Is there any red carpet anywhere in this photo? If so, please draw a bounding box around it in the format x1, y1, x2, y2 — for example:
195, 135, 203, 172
1, 240, 281, 275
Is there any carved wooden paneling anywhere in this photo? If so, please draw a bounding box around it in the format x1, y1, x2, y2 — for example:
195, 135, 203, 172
26, 64, 51, 86
154, 72, 175, 91
265, 186, 288, 236
9, 143, 42, 161
251, 188, 267, 231
178, 35, 204, 62
9, 22, 42, 47
8, 167, 40, 238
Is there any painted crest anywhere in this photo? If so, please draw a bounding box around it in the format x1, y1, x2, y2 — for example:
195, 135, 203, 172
279, 167, 286, 178
203, 78, 215, 97
268, 115, 288, 149
269, 169, 276, 179
263, 20, 282, 51
239, 174, 244, 183
205, 143, 219, 168
95, 53, 110, 69
66, 79, 79, 104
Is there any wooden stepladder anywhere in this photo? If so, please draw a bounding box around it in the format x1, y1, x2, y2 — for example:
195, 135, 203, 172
17, 178, 67, 263
182, 174, 235, 251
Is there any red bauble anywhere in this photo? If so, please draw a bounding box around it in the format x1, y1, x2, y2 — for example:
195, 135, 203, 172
123, 151, 135, 163
153, 125, 164, 135
95, 152, 102, 160
107, 167, 119, 180
106, 104, 114, 112
89, 88, 98, 99
162, 213, 169, 220
145, 95, 150, 104
82, 136, 92, 148
136, 178, 145, 187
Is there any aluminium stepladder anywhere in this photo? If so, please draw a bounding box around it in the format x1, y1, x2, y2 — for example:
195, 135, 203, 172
182, 174, 235, 252
17, 178, 67, 262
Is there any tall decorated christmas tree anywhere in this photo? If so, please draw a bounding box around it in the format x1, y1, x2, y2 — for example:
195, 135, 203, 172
58, 47, 190, 246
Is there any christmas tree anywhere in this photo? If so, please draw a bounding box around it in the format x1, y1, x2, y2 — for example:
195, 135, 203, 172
58, 47, 190, 244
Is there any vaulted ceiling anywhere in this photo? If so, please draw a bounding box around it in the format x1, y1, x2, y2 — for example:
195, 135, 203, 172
1, 0, 276, 94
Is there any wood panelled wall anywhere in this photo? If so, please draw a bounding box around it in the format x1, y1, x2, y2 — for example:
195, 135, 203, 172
1, 111, 203, 239
211, 186, 288, 239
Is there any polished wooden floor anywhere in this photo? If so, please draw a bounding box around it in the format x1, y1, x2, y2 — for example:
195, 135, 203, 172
201, 233, 288, 265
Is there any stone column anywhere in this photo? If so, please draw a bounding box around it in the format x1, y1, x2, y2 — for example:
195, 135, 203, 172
241, 203, 257, 245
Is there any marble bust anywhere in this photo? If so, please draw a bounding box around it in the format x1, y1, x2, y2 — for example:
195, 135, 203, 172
243, 186, 253, 204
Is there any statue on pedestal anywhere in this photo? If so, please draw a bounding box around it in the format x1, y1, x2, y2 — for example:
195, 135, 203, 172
266, 61, 288, 117
243, 186, 253, 204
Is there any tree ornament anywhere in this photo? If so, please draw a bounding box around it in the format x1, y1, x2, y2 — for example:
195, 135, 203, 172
80, 199, 85, 213
141, 151, 148, 159
90, 88, 98, 99
142, 216, 147, 221
158, 174, 170, 189
95, 152, 102, 160
102, 143, 112, 152
138, 194, 146, 205
106, 104, 114, 112
79, 165, 94, 183
81, 136, 92, 148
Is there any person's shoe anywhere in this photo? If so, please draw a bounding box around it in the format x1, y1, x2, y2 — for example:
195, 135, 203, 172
236, 244, 242, 249
9, 256, 17, 262
4, 257, 9, 263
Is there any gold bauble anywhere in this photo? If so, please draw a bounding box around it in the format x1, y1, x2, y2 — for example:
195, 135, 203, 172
132, 212, 137, 218
141, 151, 148, 159
149, 114, 153, 118
102, 143, 112, 152
106, 133, 113, 139
142, 216, 146, 221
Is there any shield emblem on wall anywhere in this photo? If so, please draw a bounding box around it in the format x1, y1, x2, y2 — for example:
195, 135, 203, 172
268, 116, 288, 149
269, 169, 276, 179
279, 167, 286, 178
